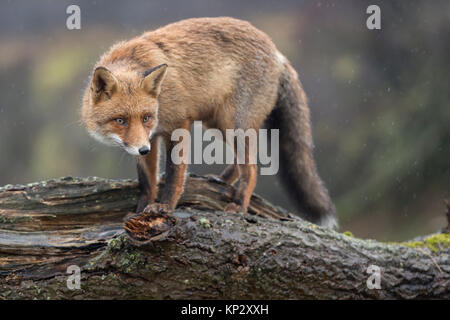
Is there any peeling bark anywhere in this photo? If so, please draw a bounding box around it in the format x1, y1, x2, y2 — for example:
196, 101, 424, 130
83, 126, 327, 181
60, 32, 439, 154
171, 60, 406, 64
0, 175, 448, 299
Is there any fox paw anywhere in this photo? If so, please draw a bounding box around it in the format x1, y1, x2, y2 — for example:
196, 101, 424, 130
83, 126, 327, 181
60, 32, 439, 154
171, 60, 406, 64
143, 203, 172, 215
224, 202, 243, 213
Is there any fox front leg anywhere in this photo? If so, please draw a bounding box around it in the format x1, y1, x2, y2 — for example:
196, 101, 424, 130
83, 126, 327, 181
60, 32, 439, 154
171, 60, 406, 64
143, 121, 190, 214
125, 137, 179, 242
160, 132, 189, 210
136, 137, 160, 213
142, 140, 188, 214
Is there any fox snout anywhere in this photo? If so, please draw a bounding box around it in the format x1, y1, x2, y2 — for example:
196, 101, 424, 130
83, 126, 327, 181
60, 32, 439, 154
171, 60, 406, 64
121, 121, 154, 156
125, 144, 151, 156
121, 135, 152, 156
138, 145, 150, 155
120, 140, 151, 156
89, 116, 155, 156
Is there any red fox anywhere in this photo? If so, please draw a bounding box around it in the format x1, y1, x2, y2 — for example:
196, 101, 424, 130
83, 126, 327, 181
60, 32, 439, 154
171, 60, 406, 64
81, 17, 337, 228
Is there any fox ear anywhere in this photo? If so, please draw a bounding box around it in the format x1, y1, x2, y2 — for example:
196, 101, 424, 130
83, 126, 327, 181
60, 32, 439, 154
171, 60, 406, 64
140, 64, 168, 97
91, 66, 118, 103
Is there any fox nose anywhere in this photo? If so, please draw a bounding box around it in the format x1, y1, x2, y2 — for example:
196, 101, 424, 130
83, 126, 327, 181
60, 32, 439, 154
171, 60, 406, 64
138, 146, 150, 155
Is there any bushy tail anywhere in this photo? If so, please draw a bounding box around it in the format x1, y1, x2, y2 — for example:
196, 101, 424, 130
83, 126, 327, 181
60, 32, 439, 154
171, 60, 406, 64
266, 62, 337, 229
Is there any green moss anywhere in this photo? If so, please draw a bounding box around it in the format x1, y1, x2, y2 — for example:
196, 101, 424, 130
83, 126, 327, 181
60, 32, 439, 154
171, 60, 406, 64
107, 236, 125, 252
343, 231, 354, 238
199, 218, 211, 229
389, 233, 450, 253
106, 236, 147, 273
119, 250, 145, 273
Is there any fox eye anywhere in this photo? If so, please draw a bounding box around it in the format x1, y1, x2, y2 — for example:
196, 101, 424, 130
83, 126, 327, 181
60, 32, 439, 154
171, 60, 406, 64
143, 115, 151, 123
115, 118, 126, 125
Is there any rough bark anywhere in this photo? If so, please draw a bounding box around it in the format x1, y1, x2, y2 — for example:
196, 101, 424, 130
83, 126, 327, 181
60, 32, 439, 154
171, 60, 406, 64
0, 175, 448, 299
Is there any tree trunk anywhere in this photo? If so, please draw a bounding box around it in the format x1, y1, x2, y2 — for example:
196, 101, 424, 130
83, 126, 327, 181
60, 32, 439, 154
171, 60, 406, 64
0, 175, 448, 299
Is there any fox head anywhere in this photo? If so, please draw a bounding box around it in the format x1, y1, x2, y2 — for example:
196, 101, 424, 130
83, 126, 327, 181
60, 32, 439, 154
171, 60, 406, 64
81, 63, 168, 156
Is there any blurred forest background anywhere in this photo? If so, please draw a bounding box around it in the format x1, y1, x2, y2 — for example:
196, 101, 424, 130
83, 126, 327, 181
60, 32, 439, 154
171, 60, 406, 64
0, 0, 449, 240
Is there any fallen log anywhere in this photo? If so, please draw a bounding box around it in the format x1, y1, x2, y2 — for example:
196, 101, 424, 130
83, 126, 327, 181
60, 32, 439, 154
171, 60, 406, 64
0, 175, 448, 299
